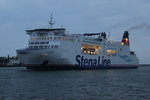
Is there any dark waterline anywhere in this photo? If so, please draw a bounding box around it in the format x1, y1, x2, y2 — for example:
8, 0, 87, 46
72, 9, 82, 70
0, 66, 150, 100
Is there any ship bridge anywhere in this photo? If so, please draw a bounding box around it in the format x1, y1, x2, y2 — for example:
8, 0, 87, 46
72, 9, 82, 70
26, 14, 66, 36
26, 28, 66, 36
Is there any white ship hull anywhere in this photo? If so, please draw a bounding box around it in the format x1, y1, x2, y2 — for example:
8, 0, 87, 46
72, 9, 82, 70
17, 38, 139, 69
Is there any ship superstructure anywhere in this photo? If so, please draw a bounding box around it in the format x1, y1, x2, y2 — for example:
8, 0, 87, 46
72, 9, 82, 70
16, 17, 139, 69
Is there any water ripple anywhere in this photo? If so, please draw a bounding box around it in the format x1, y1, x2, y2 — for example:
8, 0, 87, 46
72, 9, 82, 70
0, 66, 150, 100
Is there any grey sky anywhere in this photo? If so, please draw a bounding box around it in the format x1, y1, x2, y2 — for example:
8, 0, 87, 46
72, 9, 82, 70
0, 0, 150, 63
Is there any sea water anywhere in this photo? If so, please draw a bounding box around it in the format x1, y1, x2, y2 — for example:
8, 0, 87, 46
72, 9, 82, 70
0, 66, 150, 100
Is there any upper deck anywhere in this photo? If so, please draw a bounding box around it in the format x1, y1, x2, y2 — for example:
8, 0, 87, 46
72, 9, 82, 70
26, 28, 66, 36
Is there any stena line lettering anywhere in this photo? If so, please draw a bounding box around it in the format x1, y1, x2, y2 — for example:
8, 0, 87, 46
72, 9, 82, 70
75, 55, 111, 67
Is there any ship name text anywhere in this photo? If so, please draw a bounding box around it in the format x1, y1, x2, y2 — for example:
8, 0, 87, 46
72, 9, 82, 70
75, 55, 111, 67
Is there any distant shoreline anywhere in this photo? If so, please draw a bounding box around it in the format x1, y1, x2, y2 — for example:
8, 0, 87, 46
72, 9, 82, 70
140, 64, 150, 66
0, 65, 25, 67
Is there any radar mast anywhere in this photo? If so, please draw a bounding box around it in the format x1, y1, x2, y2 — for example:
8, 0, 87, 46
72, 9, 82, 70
49, 14, 55, 28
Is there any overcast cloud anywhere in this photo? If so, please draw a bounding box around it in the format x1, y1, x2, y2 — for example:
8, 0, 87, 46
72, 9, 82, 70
0, 0, 150, 63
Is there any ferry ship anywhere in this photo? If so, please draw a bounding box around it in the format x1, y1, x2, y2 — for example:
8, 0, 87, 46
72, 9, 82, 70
16, 16, 139, 69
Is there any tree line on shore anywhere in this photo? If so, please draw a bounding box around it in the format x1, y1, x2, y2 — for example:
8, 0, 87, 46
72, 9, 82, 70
0, 55, 24, 67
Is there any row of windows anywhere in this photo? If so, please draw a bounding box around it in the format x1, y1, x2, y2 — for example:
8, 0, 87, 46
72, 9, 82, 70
29, 45, 58, 49
31, 37, 74, 41
107, 50, 118, 56
31, 37, 53, 41
81, 48, 99, 55
29, 42, 49, 44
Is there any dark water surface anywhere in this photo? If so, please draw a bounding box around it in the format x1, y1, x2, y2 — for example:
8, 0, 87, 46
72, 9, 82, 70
0, 66, 150, 100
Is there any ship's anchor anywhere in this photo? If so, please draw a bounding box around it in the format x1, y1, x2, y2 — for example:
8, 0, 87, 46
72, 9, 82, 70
41, 60, 49, 66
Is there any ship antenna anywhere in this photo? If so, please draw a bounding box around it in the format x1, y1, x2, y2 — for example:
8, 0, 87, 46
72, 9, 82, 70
108, 31, 111, 42
49, 14, 55, 28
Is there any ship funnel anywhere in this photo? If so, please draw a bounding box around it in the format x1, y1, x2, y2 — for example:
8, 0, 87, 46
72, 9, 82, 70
121, 31, 129, 46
